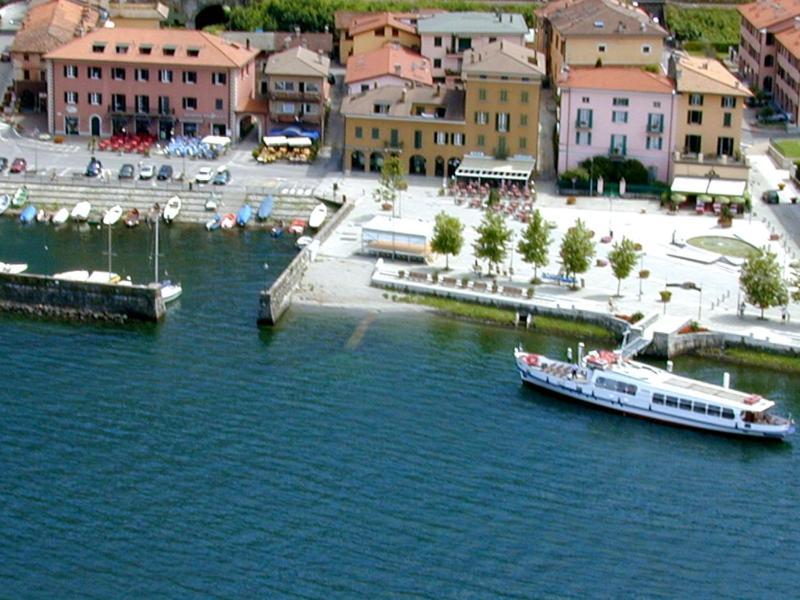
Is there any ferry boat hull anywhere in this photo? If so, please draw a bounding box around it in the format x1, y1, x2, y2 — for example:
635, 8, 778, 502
515, 349, 794, 440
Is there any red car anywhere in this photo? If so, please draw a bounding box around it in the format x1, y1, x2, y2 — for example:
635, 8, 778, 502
9, 157, 26, 173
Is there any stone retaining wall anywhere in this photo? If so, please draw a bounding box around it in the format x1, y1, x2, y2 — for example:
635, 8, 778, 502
646, 328, 800, 358
0, 272, 165, 322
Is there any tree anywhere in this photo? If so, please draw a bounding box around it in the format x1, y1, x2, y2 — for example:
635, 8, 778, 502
431, 211, 464, 270
789, 260, 800, 302
739, 247, 789, 319
559, 219, 595, 287
607, 237, 638, 296
473, 212, 512, 275
373, 155, 406, 207
517, 209, 551, 282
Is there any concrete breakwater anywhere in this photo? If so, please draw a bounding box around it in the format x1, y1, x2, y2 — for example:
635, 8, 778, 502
259, 200, 355, 325
0, 272, 165, 322
644, 327, 800, 359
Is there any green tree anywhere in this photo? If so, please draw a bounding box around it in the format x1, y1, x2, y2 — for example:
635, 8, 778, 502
373, 154, 406, 206
607, 237, 638, 296
473, 212, 512, 275
517, 209, 550, 282
431, 211, 464, 270
559, 219, 595, 287
789, 260, 800, 302
739, 247, 789, 319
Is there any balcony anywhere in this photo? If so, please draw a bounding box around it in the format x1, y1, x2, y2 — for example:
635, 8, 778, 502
608, 147, 626, 160
672, 150, 749, 179
109, 105, 177, 118
673, 151, 746, 166
575, 119, 592, 130
646, 122, 663, 133
384, 139, 404, 152
269, 89, 321, 102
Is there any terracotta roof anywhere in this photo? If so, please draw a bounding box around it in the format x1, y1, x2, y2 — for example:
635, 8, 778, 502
334, 9, 444, 31
345, 45, 432, 85
547, 0, 666, 38
44, 28, 259, 67
342, 85, 465, 121
237, 95, 267, 114
462, 40, 545, 78
673, 55, 752, 97
348, 12, 417, 36
738, 0, 800, 30
559, 66, 674, 93
11, 0, 101, 55
775, 27, 800, 59
265, 45, 330, 77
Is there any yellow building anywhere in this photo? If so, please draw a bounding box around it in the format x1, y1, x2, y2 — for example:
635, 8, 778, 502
669, 54, 752, 182
342, 40, 544, 179
338, 12, 421, 64
536, 0, 666, 82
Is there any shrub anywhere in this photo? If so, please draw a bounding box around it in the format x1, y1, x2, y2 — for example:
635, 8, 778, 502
526, 288, 535, 299
561, 167, 590, 183
660, 290, 672, 303
460, 277, 469, 288
487, 188, 500, 207
639, 269, 650, 279
566, 196, 576, 205
630, 311, 645, 323
431, 272, 439, 284
252, 147, 261, 159
398, 270, 405, 279
633, 243, 643, 251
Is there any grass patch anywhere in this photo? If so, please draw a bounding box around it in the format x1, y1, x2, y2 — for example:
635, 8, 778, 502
772, 138, 800, 159
686, 235, 759, 259
397, 294, 617, 341
697, 347, 800, 374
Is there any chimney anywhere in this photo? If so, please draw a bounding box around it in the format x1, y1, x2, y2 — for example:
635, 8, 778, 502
246, 38, 250, 50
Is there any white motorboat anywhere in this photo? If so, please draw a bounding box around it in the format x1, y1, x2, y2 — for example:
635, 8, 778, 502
35, 209, 50, 223
54, 270, 90, 281
514, 346, 795, 440
308, 202, 328, 228
51, 208, 69, 225
102, 205, 123, 226
0, 194, 10, 215
205, 193, 220, 211
86, 271, 121, 284
0, 262, 28, 274
163, 195, 181, 223
11, 185, 28, 207
160, 280, 182, 303
296, 235, 313, 249
70, 201, 91, 222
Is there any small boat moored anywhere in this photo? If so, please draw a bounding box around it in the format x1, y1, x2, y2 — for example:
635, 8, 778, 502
205, 192, 220, 212
51, 207, 69, 225
236, 203, 252, 227
0, 261, 28, 274
0, 194, 11, 215
160, 280, 182, 303
124, 208, 140, 228
35, 208, 50, 223
102, 205, 123, 226
288, 219, 306, 235
12, 185, 28, 207
257, 195, 273, 221
308, 202, 328, 229
296, 235, 313, 249
205, 214, 221, 231
163, 196, 181, 224
220, 213, 236, 229
19, 205, 36, 224
70, 201, 91, 222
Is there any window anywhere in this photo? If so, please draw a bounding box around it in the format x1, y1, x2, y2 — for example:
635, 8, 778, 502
520, 114, 528, 126
717, 136, 735, 156
65, 116, 79, 135
135, 68, 149, 82
722, 408, 735, 420
653, 101, 661, 108
88, 92, 102, 106
111, 93, 126, 112
305, 82, 319, 93
111, 67, 125, 81
92, 43, 106, 53
182, 97, 197, 110
215, 98, 223, 110
135, 95, 150, 113
764, 55, 774, 67
414, 130, 423, 149
499, 90, 508, 103
684, 134, 702, 154
496, 112, 510, 132
646, 136, 662, 150
433, 58, 442, 69
64, 91, 78, 105
187, 47, 200, 58
642, 44, 651, 54
22, 69, 29, 81
276, 80, 295, 91
452, 132, 464, 146
665, 396, 678, 408
679, 399, 692, 411
159, 69, 173, 83
88, 66, 102, 80
598, 44, 606, 53
434, 36, 442, 47
723, 112, 732, 127
766, 32, 775, 46
479, 89, 486, 101
687, 110, 703, 125
647, 113, 664, 133
458, 37, 471, 52
612, 110, 628, 123
612, 97, 629, 106
182, 71, 197, 85
371, 127, 379, 140
652, 393, 665, 405
721, 96, 736, 108
707, 405, 721, 417
212, 72, 227, 85
475, 111, 488, 125
521, 91, 529, 104
519, 136, 527, 149
434, 131, 448, 145
139, 44, 153, 55
373, 103, 390, 114
496, 136, 507, 156
163, 45, 176, 56
582, 96, 590, 103
575, 131, 591, 145
610, 134, 626, 156
576, 108, 592, 127
689, 93, 703, 106
158, 96, 170, 114
477, 134, 485, 147
390, 129, 399, 146
693, 402, 706, 414
279, 102, 295, 114
115, 44, 129, 54
303, 102, 318, 115
360, 84, 370, 92
64, 65, 77, 79
22, 53, 29, 61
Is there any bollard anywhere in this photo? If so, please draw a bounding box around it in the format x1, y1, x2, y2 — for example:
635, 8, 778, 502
526, 313, 532, 330
567, 347, 573, 362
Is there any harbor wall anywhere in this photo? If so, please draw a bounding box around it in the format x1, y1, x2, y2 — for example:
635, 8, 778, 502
646, 329, 800, 359
258, 199, 355, 326
0, 272, 165, 322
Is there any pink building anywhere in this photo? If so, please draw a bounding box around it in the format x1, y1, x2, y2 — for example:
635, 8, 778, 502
44, 28, 261, 139
345, 44, 432, 94
558, 67, 677, 182
417, 12, 527, 84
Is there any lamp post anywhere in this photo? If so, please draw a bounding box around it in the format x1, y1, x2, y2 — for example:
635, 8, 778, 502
33, 128, 39, 173
589, 158, 594, 196
638, 252, 645, 300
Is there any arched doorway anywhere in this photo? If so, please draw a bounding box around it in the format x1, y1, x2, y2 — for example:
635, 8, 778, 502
194, 4, 229, 30
409, 155, 426, 176
90, 115, 101, 137
238, 115, 260, 141
369, 152, 384, 173
434, 156, 445, 178
350, 150, 365, 171
447, 157, 461, 178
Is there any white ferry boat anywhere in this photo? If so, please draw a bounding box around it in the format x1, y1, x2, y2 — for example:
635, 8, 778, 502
514, 347, 795, 440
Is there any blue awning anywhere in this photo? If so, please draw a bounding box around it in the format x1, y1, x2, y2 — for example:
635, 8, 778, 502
268, 126, 320, 140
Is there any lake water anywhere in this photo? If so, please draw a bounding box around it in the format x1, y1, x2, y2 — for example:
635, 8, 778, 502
0, 220, 798, 598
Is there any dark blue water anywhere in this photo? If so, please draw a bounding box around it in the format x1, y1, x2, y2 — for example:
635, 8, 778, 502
1, 221, 799, 598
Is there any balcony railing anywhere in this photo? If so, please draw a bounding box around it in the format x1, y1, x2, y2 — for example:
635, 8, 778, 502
269, 90, 321, 101
575, 119, 592, 129
384, 140, 404, 152
646, 122, 663, 133
673, 151, 746, 166
609, 148, 626, 160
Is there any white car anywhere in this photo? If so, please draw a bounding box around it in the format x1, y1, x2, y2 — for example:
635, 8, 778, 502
139, 164, 155, 179
195, 167, 214, 183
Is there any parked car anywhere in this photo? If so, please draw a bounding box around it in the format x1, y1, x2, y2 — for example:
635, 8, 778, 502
195, 166, 214, 183
139, 164, 156, 179
118, 163, 135, 179
85, 157, 102, 177
761, 190, 780, 204
0, 157, 8, 172
212, 168, 231, 185
759, 111, 790, 124
157, 164, 173, 181
9, 157, 27, 173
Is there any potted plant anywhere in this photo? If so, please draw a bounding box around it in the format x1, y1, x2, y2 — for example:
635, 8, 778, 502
566, 196, 576, 205
639, 269, 650, 279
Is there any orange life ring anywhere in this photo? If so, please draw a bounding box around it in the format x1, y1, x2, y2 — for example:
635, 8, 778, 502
525, 354, 540, 367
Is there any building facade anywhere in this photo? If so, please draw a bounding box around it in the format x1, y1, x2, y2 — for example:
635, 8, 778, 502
338, 12, 421, 64
558, 67, 677, 182
105, 2, 169, 29
264, 46, 331, 140
417, 12, 527, 83
775, 27, 800, 121
345, 45, 432, 94
44, 28, 259, 138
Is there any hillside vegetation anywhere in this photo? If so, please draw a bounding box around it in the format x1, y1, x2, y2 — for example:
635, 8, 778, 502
665, 5, 741, 52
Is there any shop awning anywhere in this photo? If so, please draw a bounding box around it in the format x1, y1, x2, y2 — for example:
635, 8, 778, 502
268, 126, 320, 140
671, 177, 747, 197
263, 136, 288, 146
454, 155, 536, 182
287, 137, 312, 147
201, 135, 231, 147
671, 177, 709, 194
707, 179, 747, 197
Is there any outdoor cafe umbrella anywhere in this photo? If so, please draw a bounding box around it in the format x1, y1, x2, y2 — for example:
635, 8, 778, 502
619, 177, 627, 196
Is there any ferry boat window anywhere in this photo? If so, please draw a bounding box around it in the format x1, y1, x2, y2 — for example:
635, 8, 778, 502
652, 393, 664, 405
665, 396, 678, 408
624, 383, 637, 395
693, 402, 706, 414
679, 399, 692, 411
721, 408, 735, 420
707, 405, 721, 417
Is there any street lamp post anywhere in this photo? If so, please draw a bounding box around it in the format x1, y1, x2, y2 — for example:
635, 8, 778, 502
638, 252, 645, 300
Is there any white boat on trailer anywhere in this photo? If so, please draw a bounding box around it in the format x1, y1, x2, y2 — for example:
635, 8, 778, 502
514, 346, 795, 440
